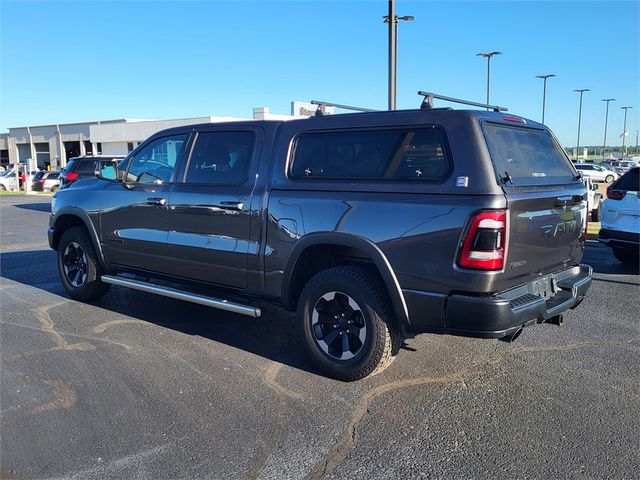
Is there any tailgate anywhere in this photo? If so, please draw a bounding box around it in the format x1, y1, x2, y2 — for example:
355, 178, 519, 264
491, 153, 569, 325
482, 121, 587, 285
504, 187, 586, 283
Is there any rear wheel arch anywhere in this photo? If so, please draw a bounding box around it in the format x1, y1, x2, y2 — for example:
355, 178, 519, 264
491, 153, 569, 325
282, 233, 410, 328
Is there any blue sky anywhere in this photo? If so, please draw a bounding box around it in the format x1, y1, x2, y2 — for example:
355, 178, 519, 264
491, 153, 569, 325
1, 0, 638, 148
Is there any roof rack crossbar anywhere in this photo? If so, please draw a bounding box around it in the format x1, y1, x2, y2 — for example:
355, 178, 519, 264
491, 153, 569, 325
310, 100, 377, 116
417, 91, 508, 112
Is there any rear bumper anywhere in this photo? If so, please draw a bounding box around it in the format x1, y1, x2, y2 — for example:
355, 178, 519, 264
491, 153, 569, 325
598, 228, 640, 248
405, 264, 592, 339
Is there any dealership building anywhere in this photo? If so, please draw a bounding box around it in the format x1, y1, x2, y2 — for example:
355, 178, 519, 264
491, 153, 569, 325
0, 103, 322, 171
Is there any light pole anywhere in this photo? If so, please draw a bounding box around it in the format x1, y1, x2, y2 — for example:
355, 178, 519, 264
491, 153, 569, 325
620, 106, 632, 156
383, 13, 414, 110
601, 98, 615, 161
574, 89, 590, 160
536, 74, 555, 124
387, 0, 395, 110
477, 51, 501, 110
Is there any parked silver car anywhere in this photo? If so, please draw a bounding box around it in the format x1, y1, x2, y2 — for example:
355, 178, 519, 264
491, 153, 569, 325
33, 171, 61, 192
609, 160, 637, 175
574, 163, 618, 183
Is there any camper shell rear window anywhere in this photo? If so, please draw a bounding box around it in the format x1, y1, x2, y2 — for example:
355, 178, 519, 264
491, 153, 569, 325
483, 123, 577, 186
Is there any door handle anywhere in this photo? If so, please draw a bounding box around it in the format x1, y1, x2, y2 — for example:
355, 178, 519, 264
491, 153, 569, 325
146, 197, 166, 206
214, 201, 244, 210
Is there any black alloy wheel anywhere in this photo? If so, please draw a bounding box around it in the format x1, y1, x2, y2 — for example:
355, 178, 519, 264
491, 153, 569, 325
298, 266, 401, 381
62, 241, 88, 288
57, 226, 110, 301
311, 291, 367, 361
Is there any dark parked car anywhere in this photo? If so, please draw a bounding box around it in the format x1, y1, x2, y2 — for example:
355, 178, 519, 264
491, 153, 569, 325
48, 98, 592, 380
60, 155, 124, 189
32, 170, 61, 192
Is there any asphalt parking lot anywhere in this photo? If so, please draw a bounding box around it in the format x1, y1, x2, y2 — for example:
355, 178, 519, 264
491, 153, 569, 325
1, 194, 638, 480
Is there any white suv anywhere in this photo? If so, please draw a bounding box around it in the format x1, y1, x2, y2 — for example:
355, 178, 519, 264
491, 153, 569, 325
599, 167, 640, 264
0, 170, 19, 191
575, 163, 619, 183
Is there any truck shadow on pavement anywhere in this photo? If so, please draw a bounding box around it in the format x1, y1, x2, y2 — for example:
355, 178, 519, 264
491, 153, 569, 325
14, 202, 52, 213
0, 249, 320, 376
2, 244, 636, 377
582, 242, 639, 276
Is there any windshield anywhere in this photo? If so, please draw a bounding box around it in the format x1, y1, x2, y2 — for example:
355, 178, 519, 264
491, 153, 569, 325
483, 123, 577, 186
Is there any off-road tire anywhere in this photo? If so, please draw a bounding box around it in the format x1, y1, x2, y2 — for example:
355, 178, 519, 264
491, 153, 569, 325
298, 266, 402, 381
58, 226, 110, 301
612, 247, 639, 266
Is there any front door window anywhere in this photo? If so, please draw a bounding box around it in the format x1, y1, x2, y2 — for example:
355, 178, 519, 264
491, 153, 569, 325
126, 134, 187, 184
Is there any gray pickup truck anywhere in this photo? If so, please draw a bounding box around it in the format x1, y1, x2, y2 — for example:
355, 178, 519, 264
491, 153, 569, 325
49, 99, 592, 380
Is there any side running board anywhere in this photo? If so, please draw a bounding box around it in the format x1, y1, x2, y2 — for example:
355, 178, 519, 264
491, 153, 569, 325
101, 275, 261, 318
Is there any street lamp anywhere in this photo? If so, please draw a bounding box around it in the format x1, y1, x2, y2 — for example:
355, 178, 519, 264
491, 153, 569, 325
476, 51, 502, 110
574, 89, 590, 160
620, 106, 633, 156
536, 74, 555, 124
383, 13, 414, 110
601, 98, 615, 161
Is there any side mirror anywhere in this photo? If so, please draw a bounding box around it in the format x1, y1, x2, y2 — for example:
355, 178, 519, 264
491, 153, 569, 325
591, 183, 599, 191
95, 160, 118, 181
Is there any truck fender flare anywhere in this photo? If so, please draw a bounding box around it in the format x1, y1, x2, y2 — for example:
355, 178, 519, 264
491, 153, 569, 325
52, 207, 108, 269
282, 232, 410, 326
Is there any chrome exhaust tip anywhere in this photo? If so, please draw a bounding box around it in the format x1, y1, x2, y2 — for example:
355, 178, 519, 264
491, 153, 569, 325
501, 327, 523, 343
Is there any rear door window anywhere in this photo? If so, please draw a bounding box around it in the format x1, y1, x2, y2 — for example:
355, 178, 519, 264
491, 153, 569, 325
290, 127, 451, 181
62, 159, 76, 173
185, 131, 254, 185
483, 123, 577, 186
75, 160, 98, 173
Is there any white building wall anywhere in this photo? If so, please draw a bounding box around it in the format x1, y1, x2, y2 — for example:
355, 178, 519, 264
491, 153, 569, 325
101, 142, 130, 155
8, 123, 97, 167
253, 107, 295, 120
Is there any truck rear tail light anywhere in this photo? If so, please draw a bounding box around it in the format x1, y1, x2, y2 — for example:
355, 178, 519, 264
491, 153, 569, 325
606, 184, 626, 200
38, 179, 45, 184
458, 210, 507, 271
65, 172, 79, 181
